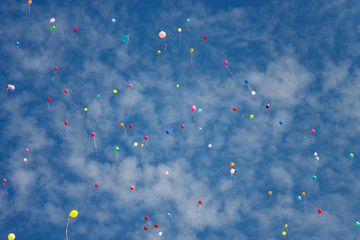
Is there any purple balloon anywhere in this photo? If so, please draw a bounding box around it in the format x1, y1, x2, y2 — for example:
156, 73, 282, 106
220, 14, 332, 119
9, 85, 15, 91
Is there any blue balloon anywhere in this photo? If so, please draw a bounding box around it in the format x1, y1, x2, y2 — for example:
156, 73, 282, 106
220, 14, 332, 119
312, 175, 317, 180
112, 18, 116, 23
245, 79, 249, 83
166, 212, 171, 217
198, 109, 202, 113
159, 29, 162, 32
122, 34, 129, 43
166, 130, 170, 134
315, 157, 320, 161
297, 196, 301, 201
15, 41, 19, 45
279, 121, 283, 125
198, 127, 202, 131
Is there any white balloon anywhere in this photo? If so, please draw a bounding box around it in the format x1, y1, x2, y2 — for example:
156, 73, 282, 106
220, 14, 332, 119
165, 171, 169, 176
208, 144, 212, 148
159, 232, 163, 236
50, 18, 55, 23
251, 91, 256, 95
134, 142, 138, 147
23, 158, 27, 162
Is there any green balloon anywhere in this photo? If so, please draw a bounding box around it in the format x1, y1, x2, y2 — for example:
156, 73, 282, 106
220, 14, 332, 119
356, 221, 360, 227
250, 114, 254, 120
51, 26, 55, 30
97, 94, 100, 98
115, 147, 119, 151
122, 34, 129, 43
350, 153, 354, 158
186, 19, 190, 23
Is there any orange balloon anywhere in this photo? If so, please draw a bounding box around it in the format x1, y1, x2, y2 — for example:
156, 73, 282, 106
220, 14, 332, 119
28, 0, 32, 4
190, 48, 194, 53
120, 123, 124, 127
268, 191, 272, 195
302, 192, 306, 196
157, 50, 161, 54
230, 162, 234, 167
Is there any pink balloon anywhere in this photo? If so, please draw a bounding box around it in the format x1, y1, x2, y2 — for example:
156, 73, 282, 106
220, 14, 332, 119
191, 105, 196, 111
24, 158, 27, 162
230, 168, 235, 174
314, 152, 318, 157
159, 31, 166, 39
91, 132, 95, 137
224, 60, 228, 66
2, 179, 6, 183
64, 89, 68, 94
165, 171, 169, 176
50, 18, 55, 23
129, 84, 132, 88
25, 148, 29, 152
311, 129, 315, 134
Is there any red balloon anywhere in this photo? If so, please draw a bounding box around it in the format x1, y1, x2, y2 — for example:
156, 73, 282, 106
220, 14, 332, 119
181, 125, 185, 129
64, 121, 68, 126
91, 132, 95, 137
266, 104, 270, 109
74, 28, 77, 32
129, 124, 133, 129
64, 89, 68, 94
95, 184, 98, 188
198, 200, 202, 205
143, 226, 148, 231
47, 97, 51, 102
233, 108, 237, 111
154, 224, 159, 228
130, 186, 134, 190
54, 67, 58, 71
203, 36, 207, 40
2, 179, 6, 183
144, 136, 148, 140
144, 216, 149, 221
318, 209, 322, 214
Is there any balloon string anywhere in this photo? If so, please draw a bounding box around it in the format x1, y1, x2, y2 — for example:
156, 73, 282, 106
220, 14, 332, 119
115, 152, 118, 164
75, 33, 78, 42
179, 33, 181, 45
66, 216, 70, 240
198, 205, 201, 216
66, 126, 69, 140
304, 197, 307, 214
164, 39, 167, 51
186, 23, 190, 32
17, 46, 24, 55
123, 128, 126, 139
93, 138, 99, 156
83, 112, 85, 119
47, 102, 50, 112
286, 229, 294, 240
3, 183, 8, 195
28, 6, 30, 15
191, 53, 193, 64
225, 66, 234, 79
51, 71, 55, 81
229, 174, 233, 188
146, 141, 150, 150
347, 158, 354, 173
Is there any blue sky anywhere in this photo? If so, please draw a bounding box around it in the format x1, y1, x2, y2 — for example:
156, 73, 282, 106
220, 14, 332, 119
1, 0, 360, 239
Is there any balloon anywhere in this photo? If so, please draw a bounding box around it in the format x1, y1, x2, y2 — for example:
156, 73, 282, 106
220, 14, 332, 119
96, 94, 100, 98
55, 67, 59, 71
297, 196, 301, 201
190, 48, 194, 53
8, 233, 15, 240
122, 35, 129, 43
112, 18, 116, 23
64, 89, 68, 94
84, 108, 88, 112
233, 108, 237, 111
181, 125, 185, 129
95, 184, 98, 188
198, 200, 202, 205
302, 192, 306, 196
266, 104, 270, 109
28, 0, 32, 4
245, 79, 249, 83
165, 171, 169, 176
144, 136, 148, 140
268, 191, 272, 195
129, 84, 132, 88
315, 157, 319, 161
166, 130, 170, 134
350, 153, 354, 158
134, 142, 138, 147
47, 98, 51, 102
176, 84, 179, 87
113, 89, 117, 93
69, 210, 78, 218
208, 144, 212, 148
52, 26, 55, 30
15, 41, 19, 46
178, 28, 182, 32
24, 158, 27, 162
2, 179, 6, 183
50, 18, 56, 23
230, 168, 235, 174
318, 209, 322, 214
25, 148, 29, 152
130, 186, 134, 190
230, 162, 234, 167
157, 50, 161, 54
191, 105, 196, 111
144, 226, 148, 230
356, 221, 360, 227
251, 91, 256, 95
159, 31, 166, 39
115, 147, 119, 151
224, 60, 228, 66
198, 127, 202, 131
186, 18, 190, 23
198, 109, 202, 112
154, 224, 159, 228
73, 28, 77, 32
314, 152, 317, 157
64, 121, 68, 126
312, 175, 317, 180
167, 212, 171, 217
284, 224, 288, 228
203, 36, 207, 40
120, 123, 124, 127
144, 216, 149, 221
250, 114, 254, 120
91, 132, 95, 137
311, 129, 315, 134
159, 232, 163, 236
279, 121, 283, 125
282, 232, 286, 236
8, 85, 15, 91
129, 124, 133, 128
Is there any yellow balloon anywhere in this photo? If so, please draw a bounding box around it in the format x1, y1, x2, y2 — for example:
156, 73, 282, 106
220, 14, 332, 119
69, 210, 78, 218
284, 224, 288, 228
178, 28, 182, 32
113, 89, 118, 93
8, 233, 15, 240
190, 48, 194, 53
282, 231, 286, 236
7, 84, 11, 88
141, 144, 144, 148
84, 108, 88, 112
176, 84, 179, 88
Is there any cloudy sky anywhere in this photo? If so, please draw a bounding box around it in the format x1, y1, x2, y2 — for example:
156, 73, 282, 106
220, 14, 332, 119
1, 0, 360, 239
